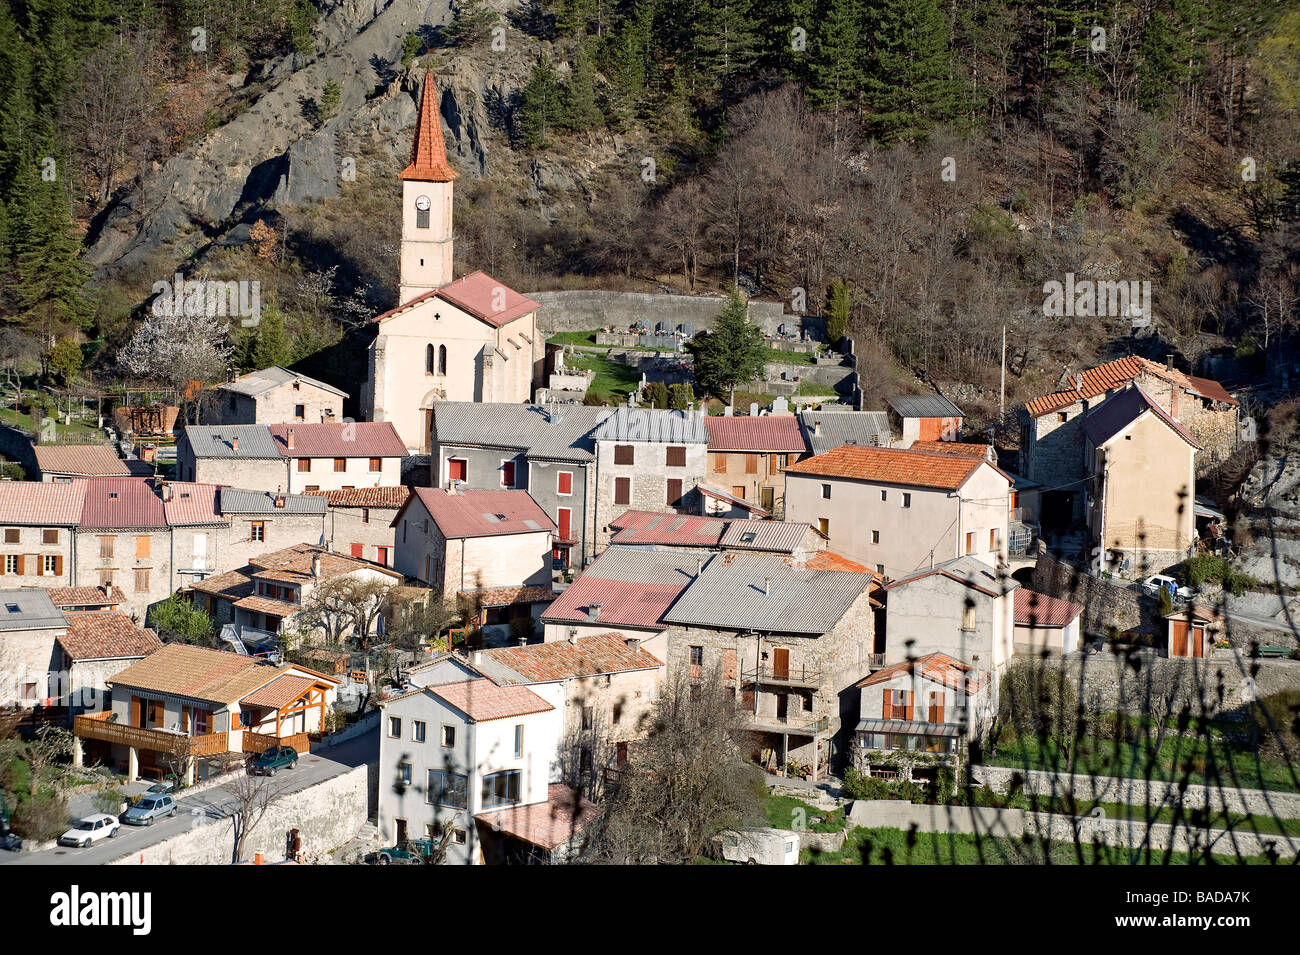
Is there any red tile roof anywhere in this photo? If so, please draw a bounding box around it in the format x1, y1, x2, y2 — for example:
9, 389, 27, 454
58, 612, 161, 661
908, 440, 993, 459
1025, 355, 1237, 417
43, 585, 127, 609
785, 445, 999, 491
542, 577, 685, 629
404, 487, 555, 539
305, 487, 410, 508
856, 652, 987, 694
78, 477, 166, 529
268, 422, 407, 458
398, 71, 459, 183
240, 674, 320, 708
703, 416, 806, 452
797, 550, 872, 573
427, 678, 553, 722
1014, 588, 1084, 629
0, 479, 87, 525
456, 585, 556, 608
162, 482, 226, 526
480, 632, 662, 683
372, 270, 540, 328
34, 445, 132, 477
475, 783, 600, 850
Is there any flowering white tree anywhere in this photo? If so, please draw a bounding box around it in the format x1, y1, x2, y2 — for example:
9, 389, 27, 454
118, 308, 234, 420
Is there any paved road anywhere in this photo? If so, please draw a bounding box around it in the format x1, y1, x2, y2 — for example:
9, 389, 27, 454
1, 728, 376, 866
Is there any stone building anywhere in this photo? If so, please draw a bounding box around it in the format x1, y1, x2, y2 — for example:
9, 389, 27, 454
702, 414, 807, 515
176, 425, 288, 488
431, 403, 609, 570
590, 408, 709, 548
306, 487, 408, 569
0, 480, 85, 588
362, 72, 543, 452
887, 395, 965, 445
210, 366, 347, 425
1018, 355, 1238, 527
213, 487, 329, 565
660, 552, 880, 779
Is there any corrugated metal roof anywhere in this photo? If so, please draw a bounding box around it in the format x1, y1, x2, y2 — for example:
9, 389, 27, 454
856, 718, 963, 737
0, 479, 87, 525
718, 519, 814, 553
408, 488, 555, 539
432, 402, 606, 462
888, 395, 965, 419
575, 547, 708, 584
268, 421, 406, 458
219, 488, 327, 515
34, 445, 132, 477
703, 416, 806, 452
884, 556, 1016, 598
162, 482, 227, 526
698, 484, 769, 515
218, 366, 348, 399
182, 425, 282, 459
798, 409, 890, 455
663, 557, 872, 633
0, 588, 66, 631
608, 510, 727, 547
78, 477, 167, 529
591, 407, 708, 444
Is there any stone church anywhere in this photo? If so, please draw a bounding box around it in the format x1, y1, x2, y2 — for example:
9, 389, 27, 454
361, 71, 544, 453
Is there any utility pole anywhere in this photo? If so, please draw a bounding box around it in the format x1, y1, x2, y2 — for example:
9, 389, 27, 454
999, 325, 1006, 423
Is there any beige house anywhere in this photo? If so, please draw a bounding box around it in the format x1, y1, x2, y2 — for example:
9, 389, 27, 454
392, 487, 555, 598
211, 366, 347, 426
362, 72, 543, 452
702, 414, 806, 514
784, 445, 1012, 579
1083, 386, 1199, 573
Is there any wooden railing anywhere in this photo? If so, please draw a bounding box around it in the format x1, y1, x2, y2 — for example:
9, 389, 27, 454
242, 729, 311, 754
743, 664, 823, 685
73, 712, 229, 756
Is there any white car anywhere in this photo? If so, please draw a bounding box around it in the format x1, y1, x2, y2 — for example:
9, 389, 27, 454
58, 813, 121, 848
1141, 575, 1195, 601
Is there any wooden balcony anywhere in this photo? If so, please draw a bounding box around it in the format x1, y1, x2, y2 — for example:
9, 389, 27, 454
74, 712, 229, 756
738, 709, 829, 737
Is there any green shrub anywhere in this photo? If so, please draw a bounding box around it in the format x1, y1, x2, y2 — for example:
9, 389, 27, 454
893, 779, 926, 804
11, 792, 69, 841
1252, 690, 1300, 757
1177, 555, 1259, 595
93, 788, 125, 815
842, 768, 891, 801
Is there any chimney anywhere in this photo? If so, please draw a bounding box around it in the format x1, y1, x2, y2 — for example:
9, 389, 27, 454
763, 577, 771, 596
696, 557, 703, 576
254, 852, 264, 866
286, 427, 295, 450
274, 494, 286, 509
231, 436, 239, 453
447, 480, 458, 495
311, 554, 321, 578
568, 629, 580, 645
1166, 353, 1175, 372
813, 420, 822, 436
1073, 373, 1083, 392
587, 602, 601, 622
160, 482, 172, 501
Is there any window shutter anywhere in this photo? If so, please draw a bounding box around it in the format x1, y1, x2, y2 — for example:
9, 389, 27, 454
0, 558, 6, 576
882, 691, 892, 720
904, 692, 914, 721
15, 555, 24, 576
35, 555, 42, 576
55, 555, 63, 577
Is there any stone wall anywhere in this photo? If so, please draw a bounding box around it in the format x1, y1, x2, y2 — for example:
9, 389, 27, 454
531, 290, 792, 336
1031, 551, 1151, 637
106, 763, 370, 865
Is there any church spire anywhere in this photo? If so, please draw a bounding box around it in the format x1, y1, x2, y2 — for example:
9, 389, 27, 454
399, 70, 459, 183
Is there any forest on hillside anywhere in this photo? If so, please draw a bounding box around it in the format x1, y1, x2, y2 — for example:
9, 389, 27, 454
0, 0, 1296, 424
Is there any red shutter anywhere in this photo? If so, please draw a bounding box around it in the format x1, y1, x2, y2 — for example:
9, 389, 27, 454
557, 508, 571, 541
904, 692, 914, 721
350, 543, 363, 558
882, 691, 892, 720
615, 477, 631, 505
557, 471, 573, 495
667, 478, 683, 506
502, 461, 515, 487
377, 547, 389, 566
55, 555, 64, 577
448, 459, 466, 482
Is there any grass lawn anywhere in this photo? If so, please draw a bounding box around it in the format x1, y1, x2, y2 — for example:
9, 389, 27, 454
986, 729, 1300, 794
762, 346, 816, 365
547, 330, 599, 347
562, 351, 641, 401
1, 406, 103, 439
796, 381, 838, 396
762, 793, 846, 833
1041, 797, 1300, 837
805, 826, 1278, 865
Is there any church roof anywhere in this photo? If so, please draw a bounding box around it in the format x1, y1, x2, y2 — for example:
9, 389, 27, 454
371, 270, 539, 328
398, 71, 458, 183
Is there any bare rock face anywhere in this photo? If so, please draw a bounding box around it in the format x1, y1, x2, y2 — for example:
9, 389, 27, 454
1241, 452, 1300, 515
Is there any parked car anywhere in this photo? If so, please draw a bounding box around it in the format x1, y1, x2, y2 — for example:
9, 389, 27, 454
58, 813, 121, 848
144, 780, 175, 795
712, 827, 800, 865
122, 793, 177, 826
374, 837, 437, 865
248, 745, 298, 776
0, 808, 20, 852
1141, 574, 1195, 600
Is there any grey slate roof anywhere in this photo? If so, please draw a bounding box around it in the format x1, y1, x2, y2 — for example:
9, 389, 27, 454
663, 557, 872, 633
888, 395, 965, 419
217, 488, 327, 515
0, 589, 66, 631
218, 366, 348, 399
581, 547, 711, 585
432, 403, 609, 463
591, 407, 709, 444
182, 425, 282, 459
798, 409, 891, 455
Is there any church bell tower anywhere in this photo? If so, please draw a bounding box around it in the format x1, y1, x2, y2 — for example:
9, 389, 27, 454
398, 71, 458, 305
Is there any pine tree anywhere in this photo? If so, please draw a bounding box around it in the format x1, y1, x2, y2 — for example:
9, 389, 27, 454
691, 0, 760, 97
825, 279, 851, 346
564, 41, 604, 133
806, 0, 863, 114
602, 0, 655, 121
10, 149, 93, 329
757, 0, 816, 80
445, 0, 497, 46
518, 54, 563, 148
685, 286, 767, 398
251, 305, 290, 369
863, 0, 965, 142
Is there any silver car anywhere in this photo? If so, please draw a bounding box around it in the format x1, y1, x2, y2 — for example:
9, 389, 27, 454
121, 793, 178, 826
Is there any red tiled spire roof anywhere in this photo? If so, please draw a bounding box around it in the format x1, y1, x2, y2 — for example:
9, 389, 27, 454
398, 71, 458, 183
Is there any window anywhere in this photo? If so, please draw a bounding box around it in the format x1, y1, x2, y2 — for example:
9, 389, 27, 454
438, 345, 447, 376
448, 458, 467, 483
43, 555, 56, 575
1057, 412, 1068, 423
821, 483, 831, 500
501, 460, 516, 488
333, 458, 346, 472
250, 521, 265, 542
377, 546, 389, 566
557, 471, 573, 496
871, 530, 880, 544
666, 445, 686, 467
3, 529, 18, 544
989, 528, 1000, 551
42, 529, 57, 545
965, 532, 975, 555
614, 477, 631, 506
388, 716, 401, 738
4, 555, 17, 574
876, 564, 886, 574
426, 343, 435, 373
689, 646, 704, 667
427, 770, 468, 808
99, 536, 114, 558
451, 829, 467, 845
581, 706, 594, 731
513, 724, 524, 759
880, 490, 888, 502
441, 724, 455, 748
292, 381, 301, 391
714, 452, 728, 474
416, 208, 430, 229
614, 444, 635, 465
962, 606, 977, 630
666, 478, 683, 506
134, 568, 150, 592
481, 770, 521, 808
298, 458, 311, 473
305, 485, 320, 492
361, 508, 370, 524
902, 493, 912, 508
745, 453, 758, 474
398, 762, 411, 785
294, 404, 305, 420
412, 720, 426, 743
135, 536, 150, 558
97, 570, 113, 587
818, 517, 829, 536
775, 454, 788, 471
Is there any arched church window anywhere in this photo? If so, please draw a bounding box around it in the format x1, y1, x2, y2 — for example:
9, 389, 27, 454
438, 345, 448, 376
426, 344, 435, 374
